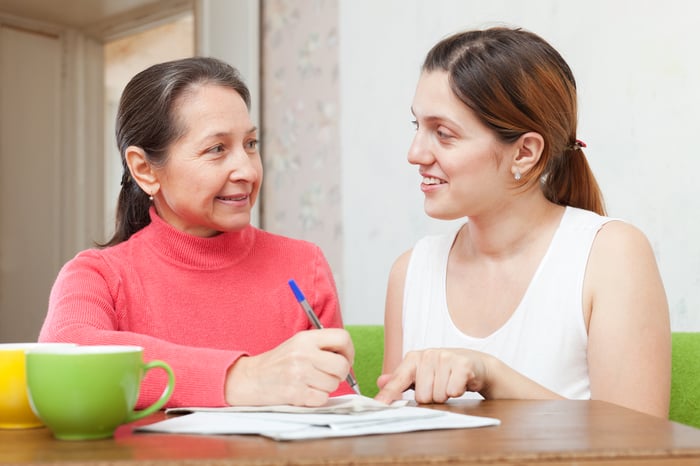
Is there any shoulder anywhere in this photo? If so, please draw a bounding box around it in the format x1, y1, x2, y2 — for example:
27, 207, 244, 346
389, 227, 459, 281
562, 207, 647, 251
389, 235, 436, 278
563, 206, 614, 230
389, 248, 413, 281
587, 216, 659, 287
64, 247, 116, 270
593, 218, 653, 259
60, 236, 146, 280
403, 227, 461, 263
52, 247, 125, 295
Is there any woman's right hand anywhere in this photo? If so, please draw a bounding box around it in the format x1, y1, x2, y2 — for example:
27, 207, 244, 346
375, 347, 564, 405
224, 328, 354, 406
375, 348, 492, 404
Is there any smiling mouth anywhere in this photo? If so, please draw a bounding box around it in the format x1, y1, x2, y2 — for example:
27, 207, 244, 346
216, 194, 248, 201
422, 177, 446, 185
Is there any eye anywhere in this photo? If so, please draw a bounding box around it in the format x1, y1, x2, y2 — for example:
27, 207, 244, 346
245, 139, 259, 151
207, 144, 226, 154
436, 126, 454, 140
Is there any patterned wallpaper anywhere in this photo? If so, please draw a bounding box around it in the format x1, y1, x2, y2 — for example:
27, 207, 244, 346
261, 0, 343, 284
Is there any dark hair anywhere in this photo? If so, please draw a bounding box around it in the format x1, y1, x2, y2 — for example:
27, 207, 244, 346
423, 27, 605, 215
100, 56, 251, 247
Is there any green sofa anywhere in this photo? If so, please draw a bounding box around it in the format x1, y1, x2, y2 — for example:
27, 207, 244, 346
670, 332, 700, 428
346, 325, 385, 398
346, 326, 700, 428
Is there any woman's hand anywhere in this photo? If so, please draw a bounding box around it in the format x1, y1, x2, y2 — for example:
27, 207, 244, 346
224, 328, 354, 407
375, 348, 491, 404
376, 347, 565, 404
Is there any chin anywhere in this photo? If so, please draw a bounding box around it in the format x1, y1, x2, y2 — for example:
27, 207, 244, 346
424, 207, 461, 221
211, 213, 251, 233
221, 222, 250, 233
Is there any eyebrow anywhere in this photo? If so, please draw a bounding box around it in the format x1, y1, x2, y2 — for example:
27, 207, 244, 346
411, 108, 459, 128
202, 126, 258, 140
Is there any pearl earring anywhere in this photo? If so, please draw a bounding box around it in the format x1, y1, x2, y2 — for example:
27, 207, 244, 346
514, 170, 522, 181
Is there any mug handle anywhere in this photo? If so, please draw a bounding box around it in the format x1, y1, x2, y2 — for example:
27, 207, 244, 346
126, 360, 175, 422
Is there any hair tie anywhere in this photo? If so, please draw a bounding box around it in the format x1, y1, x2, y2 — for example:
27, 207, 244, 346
567, 139, 587, 151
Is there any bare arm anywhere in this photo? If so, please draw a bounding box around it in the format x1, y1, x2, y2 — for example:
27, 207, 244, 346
381, 249, 412, 376
585, 221, 670, 418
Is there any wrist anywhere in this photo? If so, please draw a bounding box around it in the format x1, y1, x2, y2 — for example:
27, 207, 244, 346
225, 355, 253, 406
476, 352, 500, 399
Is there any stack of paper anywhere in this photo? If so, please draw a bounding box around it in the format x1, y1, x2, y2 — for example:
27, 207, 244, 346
137, 395, 500, 441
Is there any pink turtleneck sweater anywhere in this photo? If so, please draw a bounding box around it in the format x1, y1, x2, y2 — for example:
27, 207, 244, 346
39, 209, 352, 407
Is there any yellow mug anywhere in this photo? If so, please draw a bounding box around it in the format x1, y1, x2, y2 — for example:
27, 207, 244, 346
0, 343, 77, 429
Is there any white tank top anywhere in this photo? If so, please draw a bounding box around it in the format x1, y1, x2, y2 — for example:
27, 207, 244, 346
402, 206, 614, 400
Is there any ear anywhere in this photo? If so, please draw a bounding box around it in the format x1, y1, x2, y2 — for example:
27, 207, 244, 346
124, 146, 160, 197
511, 132, 544, 178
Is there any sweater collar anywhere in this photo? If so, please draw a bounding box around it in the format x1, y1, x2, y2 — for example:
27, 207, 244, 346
140, 207, 256, 269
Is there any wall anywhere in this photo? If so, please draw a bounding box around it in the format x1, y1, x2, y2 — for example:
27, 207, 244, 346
0, 24, 62, 341
338, 0, 700, 329
261, 0, 343, 286
196, 0, 261, 224
0, 15, 103, 342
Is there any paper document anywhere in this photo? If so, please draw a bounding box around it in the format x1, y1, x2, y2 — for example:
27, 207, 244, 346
138, 395, 500, 441
166, 394, 407, 415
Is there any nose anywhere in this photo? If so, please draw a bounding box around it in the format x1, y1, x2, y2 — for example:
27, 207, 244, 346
227, 147, 259, 182
407, 130, 433, 166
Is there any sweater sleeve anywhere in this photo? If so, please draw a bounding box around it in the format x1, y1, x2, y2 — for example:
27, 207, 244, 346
39, 252, 241, 408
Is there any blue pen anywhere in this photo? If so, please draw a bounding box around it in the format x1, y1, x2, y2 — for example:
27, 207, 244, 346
288, 279, 362, 395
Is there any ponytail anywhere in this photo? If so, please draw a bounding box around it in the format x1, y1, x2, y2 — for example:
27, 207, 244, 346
97, 171, 151, 248
542, 145, 606, 216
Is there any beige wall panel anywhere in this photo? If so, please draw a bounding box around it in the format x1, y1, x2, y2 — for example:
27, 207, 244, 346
0, 25, 61, 341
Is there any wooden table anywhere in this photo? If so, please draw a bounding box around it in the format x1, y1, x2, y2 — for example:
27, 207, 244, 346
2, 400, 700, 465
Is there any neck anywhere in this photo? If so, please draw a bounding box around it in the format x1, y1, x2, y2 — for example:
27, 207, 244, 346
455, 194, 564, 261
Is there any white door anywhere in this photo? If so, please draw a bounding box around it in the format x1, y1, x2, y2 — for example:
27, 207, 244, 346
0, 18, 104, 342
0, 24, 63, 342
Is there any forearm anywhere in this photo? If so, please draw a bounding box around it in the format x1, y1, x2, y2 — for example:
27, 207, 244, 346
480, 355, 564, 400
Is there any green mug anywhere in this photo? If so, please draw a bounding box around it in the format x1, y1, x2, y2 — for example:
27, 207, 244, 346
25, 345, 175, 440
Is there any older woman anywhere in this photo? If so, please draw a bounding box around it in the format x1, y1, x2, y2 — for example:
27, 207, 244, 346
40, 57, 354, 408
